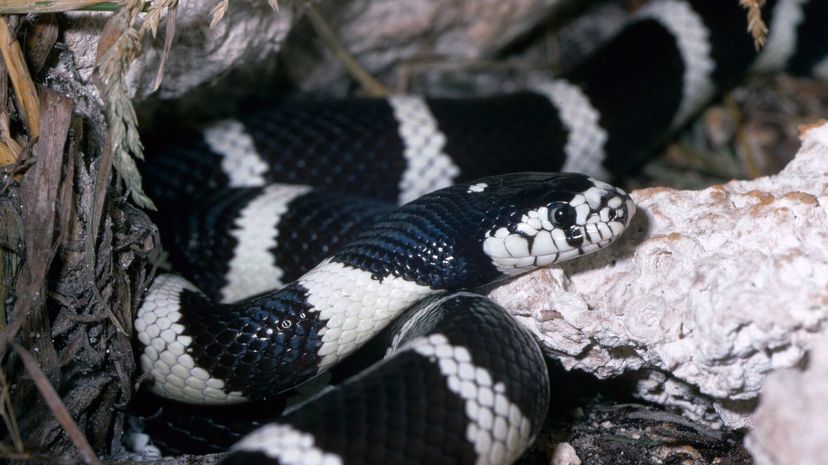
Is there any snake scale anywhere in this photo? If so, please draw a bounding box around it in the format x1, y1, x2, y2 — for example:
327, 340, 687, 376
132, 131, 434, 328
136, 0, 828, 463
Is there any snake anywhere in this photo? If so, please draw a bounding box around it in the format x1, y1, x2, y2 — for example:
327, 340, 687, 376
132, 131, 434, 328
135, 0, 828, 463
138, 173, 634, 463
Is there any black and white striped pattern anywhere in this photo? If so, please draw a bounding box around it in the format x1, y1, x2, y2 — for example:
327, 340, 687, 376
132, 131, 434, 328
137, 0, 828, 462
137, 173, 633, 465
221, 293, 550, 465
388, 96, 460, 204
138, 173, 632, 404
221, 184, 311, 302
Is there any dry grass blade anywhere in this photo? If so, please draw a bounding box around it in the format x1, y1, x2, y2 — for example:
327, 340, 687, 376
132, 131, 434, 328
12, 342, 103, 465
153, 5, 177, 91
739, 0, 768, 50
139, 0, 179, 92
152, 4, 177, 91
0, 17, 40, 140
266, 0, 279, 13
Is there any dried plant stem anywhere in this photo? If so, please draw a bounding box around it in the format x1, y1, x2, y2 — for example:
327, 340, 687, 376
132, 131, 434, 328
86, 0, 177, 209
137, 0, 180, 93
13, 343, 103, 465
306, 4, 389, 97
740, 0, 768, 50
93, 0, 154, 209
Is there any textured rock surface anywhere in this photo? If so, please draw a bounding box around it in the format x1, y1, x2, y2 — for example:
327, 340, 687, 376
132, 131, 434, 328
490, 122, 828, 427
744, 336, 828, 465
63, 0, 294, 99
283, 0, 568, 93
60, 0, 571, 100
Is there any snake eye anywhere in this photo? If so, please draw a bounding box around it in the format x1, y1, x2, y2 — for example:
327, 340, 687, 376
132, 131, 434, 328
549, 203, 576, 228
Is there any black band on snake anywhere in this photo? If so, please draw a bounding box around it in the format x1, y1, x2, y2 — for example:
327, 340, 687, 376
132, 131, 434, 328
135, 0, 828, 463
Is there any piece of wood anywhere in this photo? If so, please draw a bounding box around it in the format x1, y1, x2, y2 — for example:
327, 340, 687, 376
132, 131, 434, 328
0, 16, 40, 140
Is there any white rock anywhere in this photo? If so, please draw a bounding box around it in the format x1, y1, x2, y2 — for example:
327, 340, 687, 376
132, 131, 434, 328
285, 0, 570, 92
550, 442, 582, 465
490, 122, 828, 428
745, 337, 828, 465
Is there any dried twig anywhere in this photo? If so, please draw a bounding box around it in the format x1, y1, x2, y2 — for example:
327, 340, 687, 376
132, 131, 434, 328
305, 4, 389, 97
0, 370, 22, 453
12, 342, 103, 465
739, 0, 768, 50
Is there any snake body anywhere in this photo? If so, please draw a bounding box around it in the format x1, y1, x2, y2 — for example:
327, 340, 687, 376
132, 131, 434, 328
224, 293, 551, 465
138, 174, 634, 463
136, 0, 828, 462
138, 174, 634, 401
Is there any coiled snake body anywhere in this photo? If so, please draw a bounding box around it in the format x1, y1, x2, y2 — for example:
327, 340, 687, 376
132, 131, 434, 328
137, 0, 828, 463
138, 174, 634, 463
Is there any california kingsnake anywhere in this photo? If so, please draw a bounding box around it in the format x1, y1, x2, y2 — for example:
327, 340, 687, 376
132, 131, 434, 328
136, 0, 828, 463
137, 174, 634, 459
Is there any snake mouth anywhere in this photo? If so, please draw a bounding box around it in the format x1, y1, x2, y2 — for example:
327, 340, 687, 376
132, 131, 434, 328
482, 179, 635, 274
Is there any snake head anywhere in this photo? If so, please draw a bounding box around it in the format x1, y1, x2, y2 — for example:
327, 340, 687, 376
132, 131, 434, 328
479, 173, 635, 275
